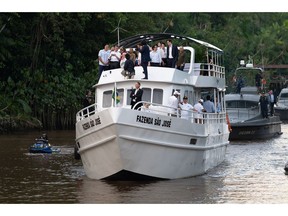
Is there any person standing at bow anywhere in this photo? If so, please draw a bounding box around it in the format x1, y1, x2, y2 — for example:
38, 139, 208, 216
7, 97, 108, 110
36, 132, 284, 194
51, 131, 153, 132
130, 82, 143, 110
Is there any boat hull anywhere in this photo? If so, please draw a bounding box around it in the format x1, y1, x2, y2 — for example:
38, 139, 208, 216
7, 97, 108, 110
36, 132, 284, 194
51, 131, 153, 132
29, 147, 52, 154
76, 108, 229, 180
229, 116, 282, 140
275, 107, 288, 120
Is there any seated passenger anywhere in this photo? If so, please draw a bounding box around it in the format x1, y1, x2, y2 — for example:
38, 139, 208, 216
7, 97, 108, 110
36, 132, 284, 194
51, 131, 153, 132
123, 53, 135, 79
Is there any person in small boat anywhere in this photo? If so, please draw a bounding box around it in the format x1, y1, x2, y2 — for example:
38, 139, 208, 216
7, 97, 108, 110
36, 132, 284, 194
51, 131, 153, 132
40, 133, 50, 146
130, 81, 143, 110
167, 91, 180, 117
179, 96, 195, 120
203, 95, 215, 113
123, 53, 135, 79
259, 91, 269, 118
41, 133, 48, 141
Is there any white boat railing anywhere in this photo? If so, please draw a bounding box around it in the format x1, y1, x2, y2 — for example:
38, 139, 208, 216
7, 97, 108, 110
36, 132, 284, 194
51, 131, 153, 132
197, 63, 225, 79
226, 106, 260, 122
76, 103, 98, 122
135, 101, 227, 125
76, 101, 227, 128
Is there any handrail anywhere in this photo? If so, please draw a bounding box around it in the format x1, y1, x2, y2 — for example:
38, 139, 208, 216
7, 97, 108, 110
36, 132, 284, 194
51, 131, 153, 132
134, 101, 227, 124
194, 63, 225, 79
76, 101, 227, 126
226, 106, 260, 120
76, 103, 98, 122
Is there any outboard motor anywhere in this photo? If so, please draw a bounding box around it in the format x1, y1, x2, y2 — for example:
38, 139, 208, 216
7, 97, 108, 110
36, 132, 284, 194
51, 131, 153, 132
284, 162, 288, 175
74, 143, 81, 160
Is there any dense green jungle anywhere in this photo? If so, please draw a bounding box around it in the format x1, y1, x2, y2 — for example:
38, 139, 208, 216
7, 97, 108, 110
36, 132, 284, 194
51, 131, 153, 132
1, 13, 288, 132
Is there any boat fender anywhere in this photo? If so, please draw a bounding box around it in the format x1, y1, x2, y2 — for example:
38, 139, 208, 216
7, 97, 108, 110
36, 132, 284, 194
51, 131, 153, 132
226, 113, 232, 132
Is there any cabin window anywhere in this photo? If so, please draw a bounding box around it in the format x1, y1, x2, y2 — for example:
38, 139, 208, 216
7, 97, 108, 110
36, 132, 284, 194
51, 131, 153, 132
226, 101, 258, 109
280, 93, 288, 99
127, 89, 132, 105
245, 101, 258, 108
152, 89, 163, 104
142, 88, 152, 102
103, 90, 112, 108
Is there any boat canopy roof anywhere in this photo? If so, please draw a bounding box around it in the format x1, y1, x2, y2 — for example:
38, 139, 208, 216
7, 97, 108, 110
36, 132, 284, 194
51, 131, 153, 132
117, 33, 223, 53
279, 88, 288, 94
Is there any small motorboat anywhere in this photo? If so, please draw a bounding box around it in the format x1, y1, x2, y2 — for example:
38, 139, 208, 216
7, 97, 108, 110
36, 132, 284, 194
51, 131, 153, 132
29, 138, 60, 154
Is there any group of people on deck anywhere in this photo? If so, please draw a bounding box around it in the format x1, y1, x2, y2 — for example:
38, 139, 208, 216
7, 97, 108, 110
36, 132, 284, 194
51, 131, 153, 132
97, 39, 186, 81
128, 84, 222, 122
167, 91, 221, 123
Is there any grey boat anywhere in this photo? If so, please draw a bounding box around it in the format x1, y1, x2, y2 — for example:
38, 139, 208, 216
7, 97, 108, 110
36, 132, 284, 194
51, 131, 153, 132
225, 64, 282, 140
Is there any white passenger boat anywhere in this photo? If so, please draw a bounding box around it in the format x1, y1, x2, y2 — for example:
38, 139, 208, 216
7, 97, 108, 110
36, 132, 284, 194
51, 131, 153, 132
75, 33, 230, 180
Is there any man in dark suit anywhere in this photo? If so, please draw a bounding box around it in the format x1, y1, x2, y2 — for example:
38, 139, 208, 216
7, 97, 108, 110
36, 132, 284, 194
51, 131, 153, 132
166, 39, 178, 68
137, 40, 150, 79
130, 82, 143, 110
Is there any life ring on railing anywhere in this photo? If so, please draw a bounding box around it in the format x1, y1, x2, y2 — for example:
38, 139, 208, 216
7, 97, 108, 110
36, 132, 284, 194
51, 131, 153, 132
226, 113, 232, 132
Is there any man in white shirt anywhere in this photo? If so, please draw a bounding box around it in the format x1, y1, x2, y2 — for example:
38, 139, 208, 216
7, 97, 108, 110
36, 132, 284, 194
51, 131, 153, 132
109, 45, 121, 69
194, 99, 205, 124
150, 45, 162, 67
166, 39, 178, 68
98, 44, 110, 80
167, 91, 180, 116
179, 96, 195, 120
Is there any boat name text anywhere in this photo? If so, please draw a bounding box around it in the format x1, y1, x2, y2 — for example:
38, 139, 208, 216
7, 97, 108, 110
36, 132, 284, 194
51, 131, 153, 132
136, 115, 171, 128
238, 130, 255, 135
82, 116, 101, 130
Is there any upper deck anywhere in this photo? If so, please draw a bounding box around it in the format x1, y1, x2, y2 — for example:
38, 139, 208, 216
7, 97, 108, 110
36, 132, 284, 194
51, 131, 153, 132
96, 33, 226, 89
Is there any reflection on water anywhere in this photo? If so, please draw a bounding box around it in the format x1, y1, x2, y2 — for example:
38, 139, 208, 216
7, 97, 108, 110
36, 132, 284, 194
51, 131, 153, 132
1, 127, 288, 204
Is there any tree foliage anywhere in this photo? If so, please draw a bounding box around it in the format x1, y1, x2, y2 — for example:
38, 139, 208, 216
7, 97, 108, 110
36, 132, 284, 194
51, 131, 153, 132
1, 12, 288, 131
